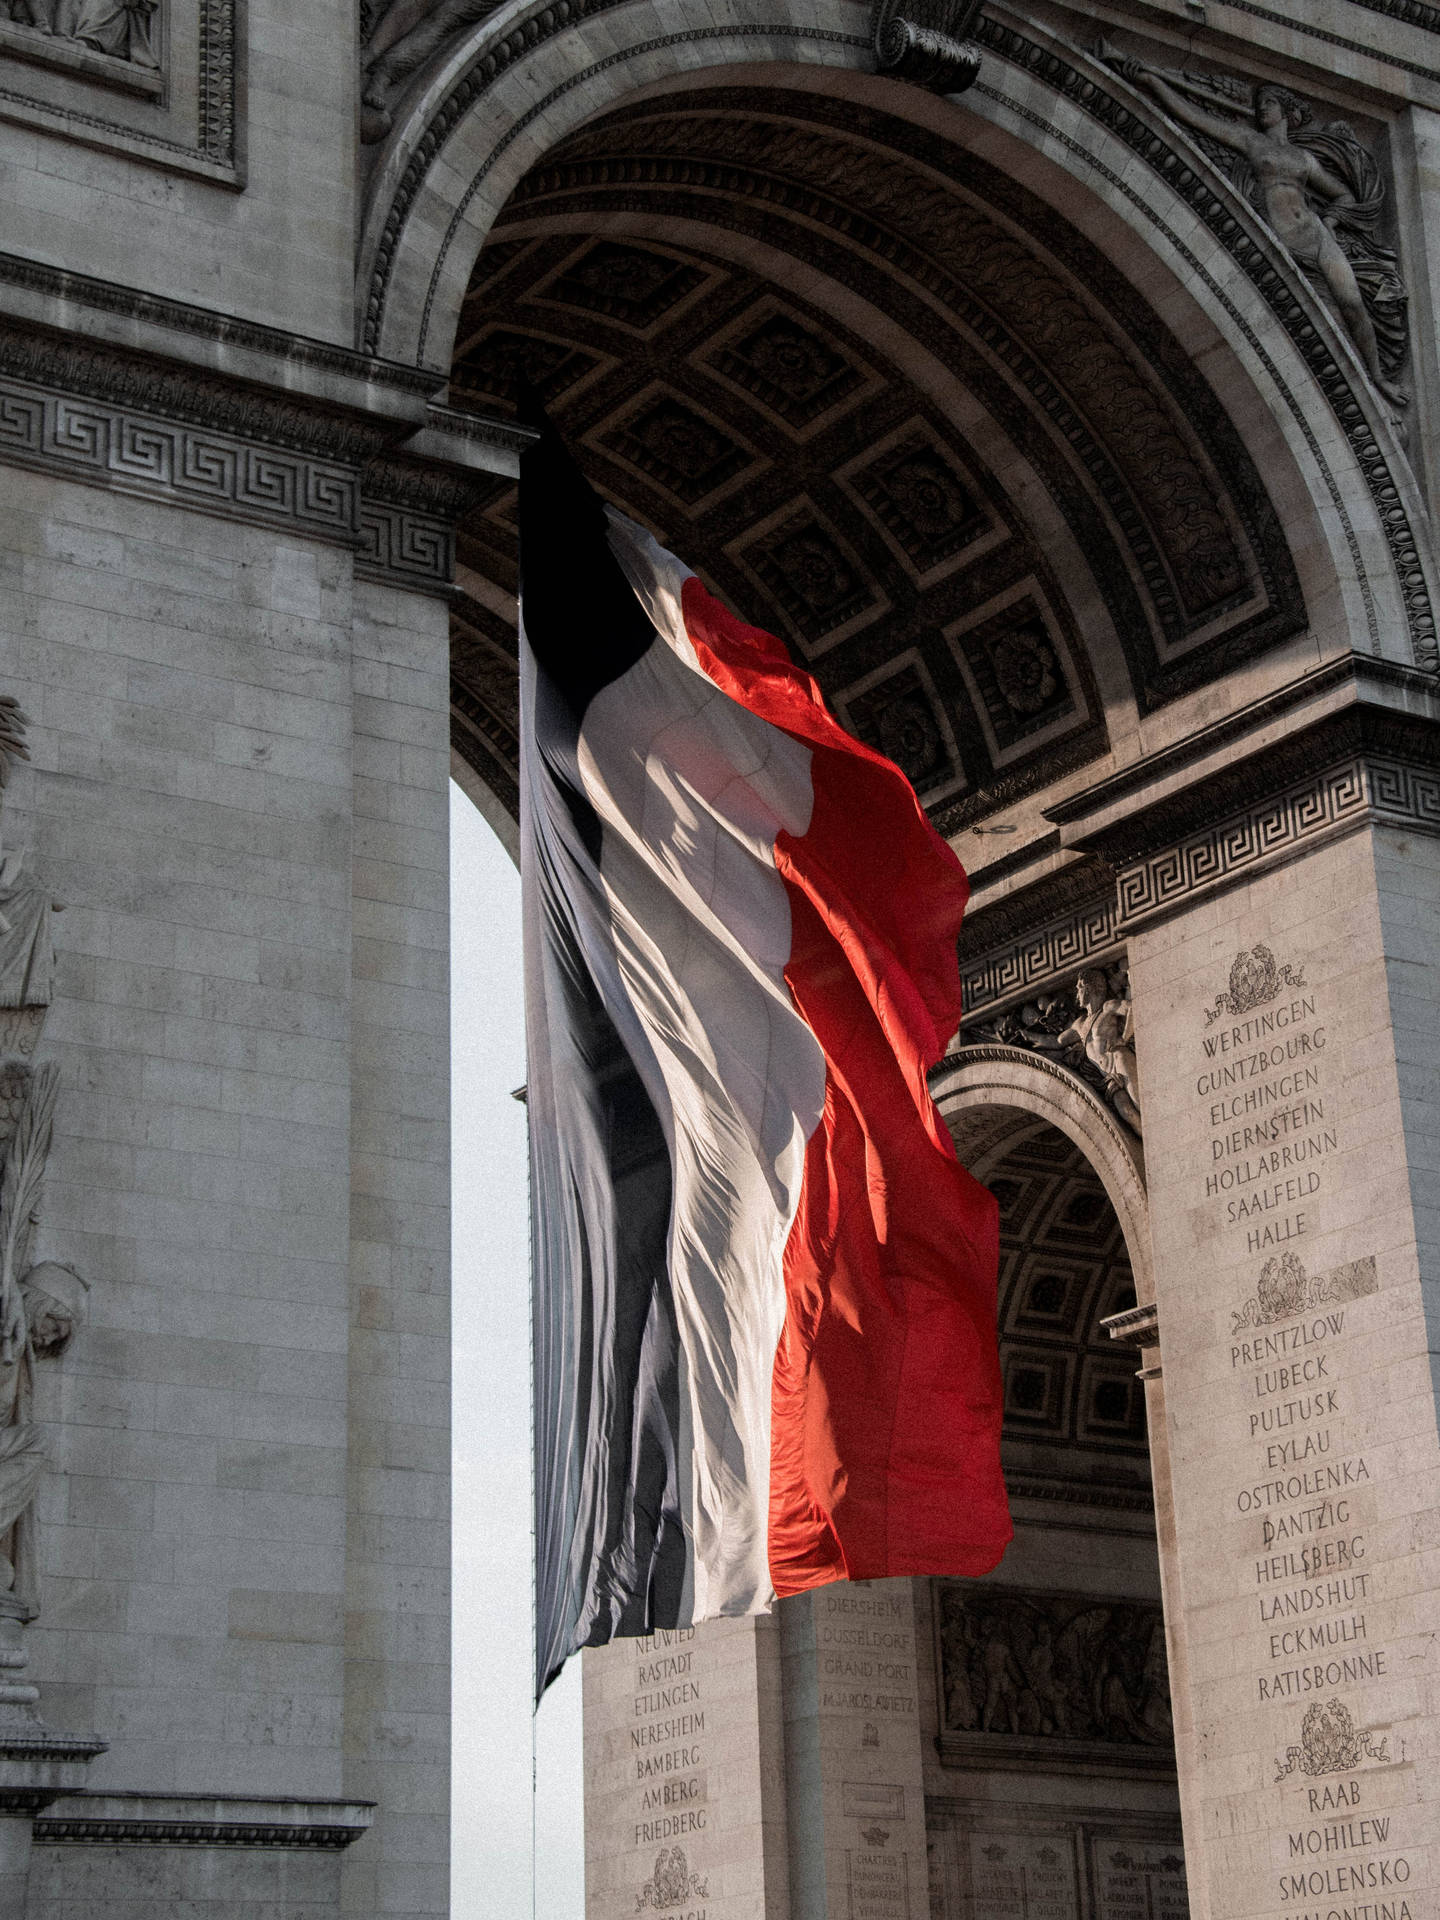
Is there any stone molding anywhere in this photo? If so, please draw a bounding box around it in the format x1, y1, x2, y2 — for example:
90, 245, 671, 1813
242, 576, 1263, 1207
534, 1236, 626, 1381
1005, 1476, 1154, 1515
33, 1792, 375, 1849
356, 0, 1437, 675
0, 304, 528, 591
957, 672, 1440, 1003
959, 859, 1118, 1015
0, 0, 239, 184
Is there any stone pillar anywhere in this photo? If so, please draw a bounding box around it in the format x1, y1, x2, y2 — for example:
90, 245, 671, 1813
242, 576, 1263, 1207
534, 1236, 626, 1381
780, 1580, 928, 1920
1128, 824, 1440, 1920
0, 1615, 103, 1919
583, 1613, 790, 1920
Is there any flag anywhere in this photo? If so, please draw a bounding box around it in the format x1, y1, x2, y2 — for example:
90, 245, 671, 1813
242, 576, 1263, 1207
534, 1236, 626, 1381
521, 410, 1010, 1696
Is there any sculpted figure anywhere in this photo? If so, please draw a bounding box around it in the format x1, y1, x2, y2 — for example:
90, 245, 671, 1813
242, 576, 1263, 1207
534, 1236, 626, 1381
0, 699, 85, 1619
361, 0, 503, 141
0, 0, 157, 63
1104, 52, 1407, 412
1056, 968, 1141, 1133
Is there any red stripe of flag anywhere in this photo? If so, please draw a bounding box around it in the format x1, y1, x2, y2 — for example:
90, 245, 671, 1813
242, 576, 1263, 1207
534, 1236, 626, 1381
679, 576, 1012, 1594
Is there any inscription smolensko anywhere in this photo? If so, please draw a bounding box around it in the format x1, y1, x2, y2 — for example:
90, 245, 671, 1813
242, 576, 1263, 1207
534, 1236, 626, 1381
1195, 942, 1423, 1918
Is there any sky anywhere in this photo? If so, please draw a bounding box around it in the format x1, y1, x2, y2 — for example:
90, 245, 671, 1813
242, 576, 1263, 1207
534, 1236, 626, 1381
450, 781, 584, 1919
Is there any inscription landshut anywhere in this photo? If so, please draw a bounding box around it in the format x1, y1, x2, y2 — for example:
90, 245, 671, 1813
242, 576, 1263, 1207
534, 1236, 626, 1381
1191, 940, 1427, 1918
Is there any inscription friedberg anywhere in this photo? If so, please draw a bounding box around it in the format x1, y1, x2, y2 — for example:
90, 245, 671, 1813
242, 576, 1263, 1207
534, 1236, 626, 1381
630, 1628, 707, 1873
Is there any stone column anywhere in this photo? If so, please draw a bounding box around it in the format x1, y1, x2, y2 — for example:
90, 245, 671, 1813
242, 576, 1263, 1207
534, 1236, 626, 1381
1127, 824, 1440, 1920
0, 1614, 103, 1919
780, 1580, 928, 1920
583, 1613, 790, 1920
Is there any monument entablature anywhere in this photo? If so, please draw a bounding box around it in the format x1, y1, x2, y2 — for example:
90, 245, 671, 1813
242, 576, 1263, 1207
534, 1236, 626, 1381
0, 0, 1434, 1915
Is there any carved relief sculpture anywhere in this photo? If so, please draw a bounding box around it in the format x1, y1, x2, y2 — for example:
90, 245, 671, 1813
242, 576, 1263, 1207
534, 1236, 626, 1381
0, 697, 85, 1623
970, 963, 1141, 1134
1099, 45, 1408, 413
361, 0, 502, 141
938, 1584, 1173, 1750
0, 0, 158, 66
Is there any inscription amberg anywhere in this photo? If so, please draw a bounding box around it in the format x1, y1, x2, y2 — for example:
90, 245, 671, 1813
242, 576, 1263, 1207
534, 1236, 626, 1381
630, 1629, 708, 1855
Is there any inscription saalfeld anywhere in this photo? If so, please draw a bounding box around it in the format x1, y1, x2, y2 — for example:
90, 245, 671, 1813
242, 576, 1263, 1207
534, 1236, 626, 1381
1195, 947, 1420, 1920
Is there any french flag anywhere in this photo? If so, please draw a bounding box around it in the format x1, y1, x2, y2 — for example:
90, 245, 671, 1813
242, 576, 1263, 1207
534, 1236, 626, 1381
521, 411, 1010, 1695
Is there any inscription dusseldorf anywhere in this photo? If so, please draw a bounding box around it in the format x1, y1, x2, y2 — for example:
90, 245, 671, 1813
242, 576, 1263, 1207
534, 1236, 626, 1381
1196, 968, 1421, 1918
818, 1589, 915, 1920
630, 1629, 707, 1852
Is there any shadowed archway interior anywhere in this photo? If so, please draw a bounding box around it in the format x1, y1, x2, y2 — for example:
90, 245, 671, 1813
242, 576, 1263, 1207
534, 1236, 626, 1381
445, 80, 1306, 830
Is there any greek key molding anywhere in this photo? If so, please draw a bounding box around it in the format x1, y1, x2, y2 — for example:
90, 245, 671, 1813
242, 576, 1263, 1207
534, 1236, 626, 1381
0, 377, 358, 539
0, 373, 471, 592
961, 894, 1119, 1014
356, 502, 453, 586
1114, 751, 1440, 933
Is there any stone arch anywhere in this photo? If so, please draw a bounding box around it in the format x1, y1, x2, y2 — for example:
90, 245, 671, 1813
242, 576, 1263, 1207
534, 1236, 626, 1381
358, 0, 1438, 713
931, 1043, 1151, 1304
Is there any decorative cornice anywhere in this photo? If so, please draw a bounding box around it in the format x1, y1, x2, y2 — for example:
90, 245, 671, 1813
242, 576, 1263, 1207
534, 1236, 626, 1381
1101, 1303, 1158, 1348
1004, 1475, 1153, 1513
959, 857, 1118, 1013
1113, 748, 1440, 934
0, 374, 359, 544
34, 1792, 375, 1851
1218, 0, 1440, 80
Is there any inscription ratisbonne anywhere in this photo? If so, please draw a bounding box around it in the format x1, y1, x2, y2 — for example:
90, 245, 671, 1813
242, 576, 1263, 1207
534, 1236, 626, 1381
1196, 946, 1424, 1920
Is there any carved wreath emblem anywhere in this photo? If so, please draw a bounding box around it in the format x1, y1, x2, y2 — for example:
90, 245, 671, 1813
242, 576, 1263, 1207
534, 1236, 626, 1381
1230, 1254, 1377, 1333
1275, 1699, 1388, 1782
1204, 944, 1306, 1026
637, 1847, 709, 1911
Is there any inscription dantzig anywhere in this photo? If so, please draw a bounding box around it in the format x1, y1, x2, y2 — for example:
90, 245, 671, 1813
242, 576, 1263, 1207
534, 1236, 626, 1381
1231, 1253, 1378, 1333
1274, 1698, 1389, 1782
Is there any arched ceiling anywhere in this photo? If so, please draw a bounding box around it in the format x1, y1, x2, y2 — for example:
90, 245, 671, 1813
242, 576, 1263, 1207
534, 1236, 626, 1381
986, 1118, 1147, 1496
448, 82, 1306, 829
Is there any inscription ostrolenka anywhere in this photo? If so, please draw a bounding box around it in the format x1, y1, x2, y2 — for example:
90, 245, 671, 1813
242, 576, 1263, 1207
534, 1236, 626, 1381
0, 696, 86, 1623
1274, 1698, 1388, 1782
1098, 45, 1408, 414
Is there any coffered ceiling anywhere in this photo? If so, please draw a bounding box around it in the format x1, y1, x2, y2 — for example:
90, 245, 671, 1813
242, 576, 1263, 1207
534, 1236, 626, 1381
448, 84, 1305, 832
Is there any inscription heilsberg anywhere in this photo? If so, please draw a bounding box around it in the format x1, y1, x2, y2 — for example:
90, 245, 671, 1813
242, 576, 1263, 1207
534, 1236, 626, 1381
1196, 949, 1418, 1920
